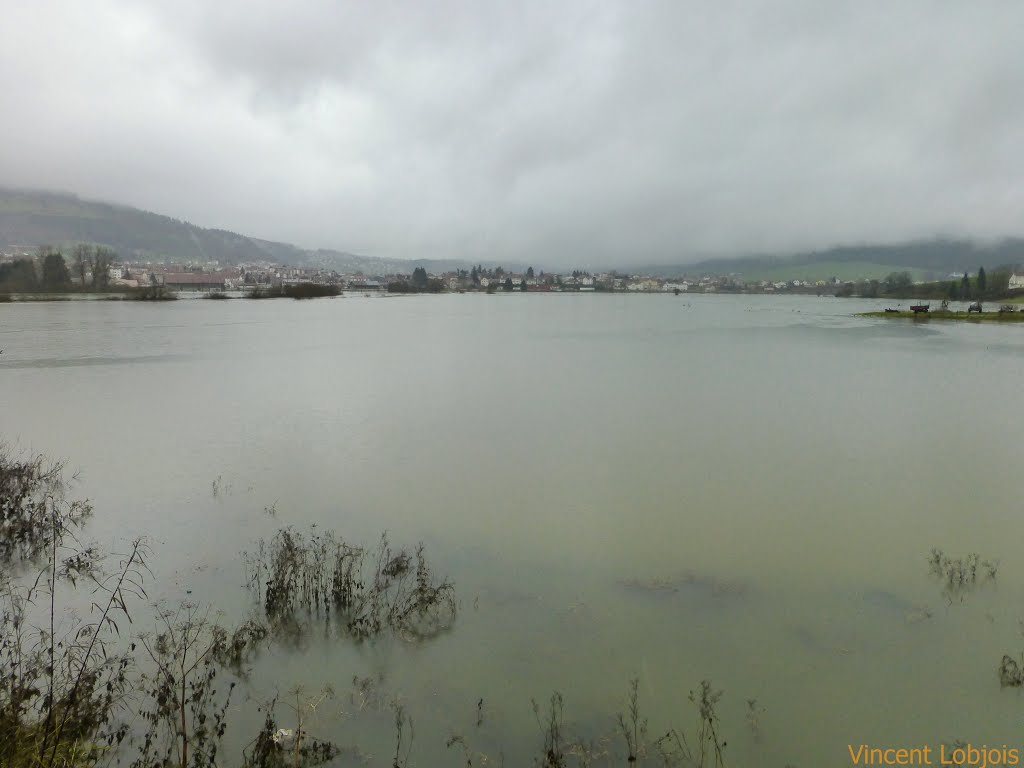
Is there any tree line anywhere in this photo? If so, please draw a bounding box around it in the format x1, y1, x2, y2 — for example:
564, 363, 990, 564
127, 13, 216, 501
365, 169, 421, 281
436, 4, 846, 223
0, 245, 117, 293
835, 266, 1017, 301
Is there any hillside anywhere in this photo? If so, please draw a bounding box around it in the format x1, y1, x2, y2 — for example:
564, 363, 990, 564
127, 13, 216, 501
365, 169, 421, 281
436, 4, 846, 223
6, 187, 1023, 280
641, 240, 1024, 281
0, 187, 476, 274
0, 187, 544, 274
0, 187, 305, 265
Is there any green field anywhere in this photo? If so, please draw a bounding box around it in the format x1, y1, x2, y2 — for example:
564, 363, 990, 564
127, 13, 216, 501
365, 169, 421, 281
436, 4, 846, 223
736, 261, 934, 283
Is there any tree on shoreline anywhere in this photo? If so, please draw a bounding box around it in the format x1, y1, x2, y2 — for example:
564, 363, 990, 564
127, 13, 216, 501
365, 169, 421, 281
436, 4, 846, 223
883, 271, 912, 294
0, 258, 39, 292
91, 247, 115, 289
72, 244, 91, 285
38, 249, 70, 291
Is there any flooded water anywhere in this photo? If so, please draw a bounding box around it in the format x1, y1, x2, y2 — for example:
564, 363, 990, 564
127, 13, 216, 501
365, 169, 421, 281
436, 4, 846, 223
2, 293, 1024, 766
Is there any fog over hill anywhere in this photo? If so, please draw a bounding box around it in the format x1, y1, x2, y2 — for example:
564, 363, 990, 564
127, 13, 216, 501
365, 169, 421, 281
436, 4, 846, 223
3, 187, 1023, 282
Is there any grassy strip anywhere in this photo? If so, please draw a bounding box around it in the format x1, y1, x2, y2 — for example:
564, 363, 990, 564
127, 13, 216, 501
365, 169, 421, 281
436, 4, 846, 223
860, 310, 1024, 322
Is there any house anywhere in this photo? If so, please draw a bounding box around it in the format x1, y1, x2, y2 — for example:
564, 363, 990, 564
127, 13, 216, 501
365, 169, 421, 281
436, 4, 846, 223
1009, 273, 1024, 290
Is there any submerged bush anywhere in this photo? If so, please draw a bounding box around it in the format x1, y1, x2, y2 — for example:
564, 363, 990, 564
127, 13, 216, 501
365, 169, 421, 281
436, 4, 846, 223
928, 549, 998, 603
0, 451, 92, 566
999, 654, 1024, 687
244, 696, 345, 768
245, 528, 456, 641
1, 449, 147, 768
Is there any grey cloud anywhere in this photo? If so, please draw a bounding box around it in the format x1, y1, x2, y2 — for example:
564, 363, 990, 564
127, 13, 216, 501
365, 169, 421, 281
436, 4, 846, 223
1, 0, 1022, 267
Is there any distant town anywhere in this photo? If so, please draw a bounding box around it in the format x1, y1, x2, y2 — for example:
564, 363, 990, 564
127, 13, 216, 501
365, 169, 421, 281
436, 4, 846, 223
2, 245, 1023, 299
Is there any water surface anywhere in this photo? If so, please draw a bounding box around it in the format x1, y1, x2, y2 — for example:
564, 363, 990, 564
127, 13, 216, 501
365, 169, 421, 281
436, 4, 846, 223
2, 294, 1023, 765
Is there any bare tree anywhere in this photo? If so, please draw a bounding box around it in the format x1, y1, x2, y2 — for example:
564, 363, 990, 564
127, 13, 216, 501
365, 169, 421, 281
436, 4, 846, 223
71, 244, 93, 287
91, 247, 115, 289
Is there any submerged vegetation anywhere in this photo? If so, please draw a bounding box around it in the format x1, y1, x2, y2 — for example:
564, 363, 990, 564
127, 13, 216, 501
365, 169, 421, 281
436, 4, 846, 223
998, 654, 1024, 688
244, 527, 457, 642
0, 444, 761, 767
0, 452, 92, 564
11, 440, 1024, 767
1, 449, 146, 767
924, 548, 1023, 690
928, 549, 998, 603
23, 442, 1024, 766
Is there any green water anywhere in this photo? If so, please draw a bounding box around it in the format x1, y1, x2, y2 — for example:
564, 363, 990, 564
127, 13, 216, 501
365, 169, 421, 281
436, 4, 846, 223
2, 293, 1023, 766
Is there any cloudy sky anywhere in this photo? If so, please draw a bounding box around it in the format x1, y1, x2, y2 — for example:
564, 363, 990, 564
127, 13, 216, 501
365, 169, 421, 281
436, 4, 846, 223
1, 1, 1022, 266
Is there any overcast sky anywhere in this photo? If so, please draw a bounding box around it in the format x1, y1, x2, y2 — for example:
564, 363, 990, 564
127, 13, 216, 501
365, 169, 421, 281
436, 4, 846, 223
1, 1, 1022, 266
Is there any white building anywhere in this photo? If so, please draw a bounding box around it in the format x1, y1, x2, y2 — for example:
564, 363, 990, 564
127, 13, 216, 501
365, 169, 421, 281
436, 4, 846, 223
1009, 273, 1024, 290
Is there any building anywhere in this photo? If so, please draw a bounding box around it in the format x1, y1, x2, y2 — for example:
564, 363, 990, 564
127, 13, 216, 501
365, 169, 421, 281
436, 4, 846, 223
348, 279, 383, 291
1009, 273, 1024, 290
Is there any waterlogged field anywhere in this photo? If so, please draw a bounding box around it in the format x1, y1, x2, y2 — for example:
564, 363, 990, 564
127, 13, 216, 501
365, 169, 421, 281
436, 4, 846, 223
2, 293, 1024, 766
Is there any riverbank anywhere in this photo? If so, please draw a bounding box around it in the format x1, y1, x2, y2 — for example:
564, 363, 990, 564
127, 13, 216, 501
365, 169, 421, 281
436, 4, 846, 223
860, 309, 1024, 322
